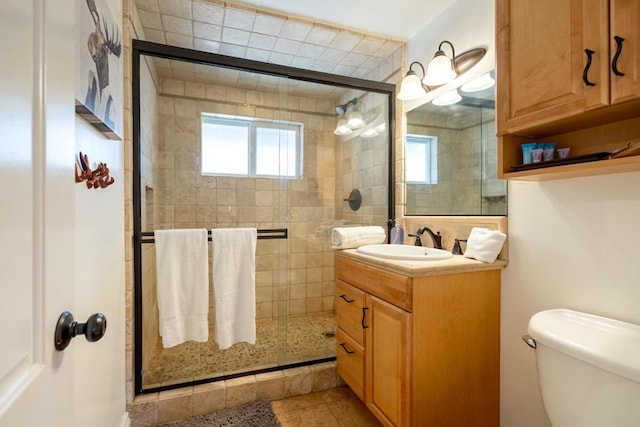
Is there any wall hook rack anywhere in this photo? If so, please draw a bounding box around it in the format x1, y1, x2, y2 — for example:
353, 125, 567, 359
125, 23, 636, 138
75, 151, 115, 189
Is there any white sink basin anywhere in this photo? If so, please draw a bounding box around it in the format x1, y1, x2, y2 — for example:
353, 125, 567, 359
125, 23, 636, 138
356, 244, 453, 261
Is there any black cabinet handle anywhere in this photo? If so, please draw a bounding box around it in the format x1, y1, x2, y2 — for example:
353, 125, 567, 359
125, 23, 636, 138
361, 307, 369, 329
339, 343, 355, 354
339, 294, 354, 303
583, 49, 596, 86
612, 36, 625, 76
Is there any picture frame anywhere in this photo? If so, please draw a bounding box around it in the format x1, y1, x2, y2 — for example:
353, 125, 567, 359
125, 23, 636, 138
76, 0, 123, 140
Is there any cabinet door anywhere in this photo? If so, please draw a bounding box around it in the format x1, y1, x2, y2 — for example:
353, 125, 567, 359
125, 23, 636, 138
365, 295, 411, 427
610, 0, 640, 104
497, 0, 609, 134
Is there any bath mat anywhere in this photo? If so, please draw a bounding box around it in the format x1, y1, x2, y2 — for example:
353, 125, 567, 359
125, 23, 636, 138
158, 399, 281, 427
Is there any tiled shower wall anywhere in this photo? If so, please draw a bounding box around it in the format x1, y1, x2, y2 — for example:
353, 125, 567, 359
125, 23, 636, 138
152, 79, 340, 319
125, 0, 404, 409
138, 44, 162, 378
405, 109, 501, 214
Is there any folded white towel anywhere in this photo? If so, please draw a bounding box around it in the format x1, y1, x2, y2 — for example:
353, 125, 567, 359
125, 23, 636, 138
155, 229, 209, 348
463, 227, 507, 263
331, 226, 387, 249
211, 228, 257, 350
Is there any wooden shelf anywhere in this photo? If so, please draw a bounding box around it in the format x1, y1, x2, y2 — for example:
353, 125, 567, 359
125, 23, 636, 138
501, 155, 640, 181
499, 115, 640, 181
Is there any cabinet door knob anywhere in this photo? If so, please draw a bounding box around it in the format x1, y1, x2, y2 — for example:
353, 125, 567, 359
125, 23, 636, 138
339, 343, 355, 354
361, 307, 369, 329
54, 311, 107, 351
339, 294, 354, 303
612, 36, 625, 77
583, 49, 596, 86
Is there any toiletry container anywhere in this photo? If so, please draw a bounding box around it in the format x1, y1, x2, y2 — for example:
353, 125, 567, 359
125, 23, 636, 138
390, 218, 404, 244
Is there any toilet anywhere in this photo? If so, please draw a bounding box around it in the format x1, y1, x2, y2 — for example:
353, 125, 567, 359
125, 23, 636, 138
524, 308, 640, 427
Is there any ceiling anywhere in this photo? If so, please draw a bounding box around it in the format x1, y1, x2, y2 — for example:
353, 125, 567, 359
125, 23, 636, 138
133, 0, 447, 99
222, 0, 454, 41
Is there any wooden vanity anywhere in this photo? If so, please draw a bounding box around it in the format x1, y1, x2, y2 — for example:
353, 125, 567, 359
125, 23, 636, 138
335, 251, 505, 427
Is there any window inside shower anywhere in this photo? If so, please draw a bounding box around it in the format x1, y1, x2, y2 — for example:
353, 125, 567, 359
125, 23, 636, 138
132, 40, 394, 394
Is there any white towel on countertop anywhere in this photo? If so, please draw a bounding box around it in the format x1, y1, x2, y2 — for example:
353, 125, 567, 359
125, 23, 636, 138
463, 227, 507, 263
155, 229, 209, 348
211, 228, 257, 350
331, 226, 387, 249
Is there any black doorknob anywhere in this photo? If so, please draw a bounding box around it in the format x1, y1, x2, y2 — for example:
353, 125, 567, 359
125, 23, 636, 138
54, 311, 107, 351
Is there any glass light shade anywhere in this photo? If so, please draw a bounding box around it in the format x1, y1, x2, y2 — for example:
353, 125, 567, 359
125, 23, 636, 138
397, 72, 427, 100
361, 128, 379, 138
432, 89, 461, 106
334, 118, 352, 135
347, 110, 365, 129
423, 52, 457, 86
460, 73, 495, 92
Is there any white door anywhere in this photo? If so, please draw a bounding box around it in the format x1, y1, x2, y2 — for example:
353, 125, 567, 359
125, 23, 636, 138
0, 1, 77, 425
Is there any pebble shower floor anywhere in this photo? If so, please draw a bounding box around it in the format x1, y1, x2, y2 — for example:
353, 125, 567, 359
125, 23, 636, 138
143, 313, 336, 388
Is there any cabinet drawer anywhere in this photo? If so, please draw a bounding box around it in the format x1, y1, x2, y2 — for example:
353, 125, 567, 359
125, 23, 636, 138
336, 256, 412, 311
336, 327, 365, 401
336, 280, 366, 346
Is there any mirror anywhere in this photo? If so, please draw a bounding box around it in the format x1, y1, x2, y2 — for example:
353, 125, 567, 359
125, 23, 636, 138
404, 71, 507, 216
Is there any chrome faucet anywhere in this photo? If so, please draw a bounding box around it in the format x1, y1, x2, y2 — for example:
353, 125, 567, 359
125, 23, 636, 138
408, 226, 443, 249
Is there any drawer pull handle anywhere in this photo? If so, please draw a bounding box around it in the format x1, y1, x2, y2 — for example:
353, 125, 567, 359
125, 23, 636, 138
339, 343, 355, 354
612, 36, 625, 76
362, 307, 369, 329
583, 49, 596, 86
339, 294, 354, 303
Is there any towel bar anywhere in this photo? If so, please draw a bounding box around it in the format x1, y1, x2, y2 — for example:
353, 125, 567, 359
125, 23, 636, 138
138, 228, 288, 244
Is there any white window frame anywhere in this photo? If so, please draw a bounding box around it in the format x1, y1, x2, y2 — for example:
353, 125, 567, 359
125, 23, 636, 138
201, 113, 303, 178
405, 134, 438, 184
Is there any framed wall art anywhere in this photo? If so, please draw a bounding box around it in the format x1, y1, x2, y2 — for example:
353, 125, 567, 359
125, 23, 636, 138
76, 0, 123, 140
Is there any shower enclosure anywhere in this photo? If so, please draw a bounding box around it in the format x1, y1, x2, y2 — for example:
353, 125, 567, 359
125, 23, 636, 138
132, 40, 394, 394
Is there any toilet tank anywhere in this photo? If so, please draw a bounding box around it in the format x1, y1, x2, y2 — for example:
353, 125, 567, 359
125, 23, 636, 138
527, 309, 640, 427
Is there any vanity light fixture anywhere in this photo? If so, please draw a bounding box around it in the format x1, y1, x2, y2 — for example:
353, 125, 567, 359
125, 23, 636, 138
333, 118, 352, 135
397, 41, 487, 101
397, 62, 428, 100
361, 122, 386, 139
334, 98, 365, 135
432, 88, 462, 106
460, 72, 495, 92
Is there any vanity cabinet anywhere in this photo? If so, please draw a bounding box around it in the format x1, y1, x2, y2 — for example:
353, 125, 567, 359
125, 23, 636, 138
335, 255, 501, 427
496, 0, 640, 180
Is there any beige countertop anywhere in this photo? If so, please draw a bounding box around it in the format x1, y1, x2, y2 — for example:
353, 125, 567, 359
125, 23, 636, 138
335, 248, 508, 277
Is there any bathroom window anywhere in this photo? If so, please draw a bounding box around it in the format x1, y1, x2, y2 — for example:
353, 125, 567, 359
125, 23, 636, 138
405, 134, 438, 184
201, 114, 303, 178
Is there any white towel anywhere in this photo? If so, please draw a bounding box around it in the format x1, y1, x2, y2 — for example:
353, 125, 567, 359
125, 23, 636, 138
155, 229, 209, 348
331, 226, 387, 249
463, 227, 507, 263
211, 228, 257, 350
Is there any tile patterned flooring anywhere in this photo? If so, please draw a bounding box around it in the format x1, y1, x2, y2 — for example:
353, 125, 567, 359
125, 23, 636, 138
144, 313, 336, 388
272, 386, 383, 427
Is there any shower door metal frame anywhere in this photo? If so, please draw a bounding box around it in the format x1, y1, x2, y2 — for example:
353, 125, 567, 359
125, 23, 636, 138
132, 39, 396, 395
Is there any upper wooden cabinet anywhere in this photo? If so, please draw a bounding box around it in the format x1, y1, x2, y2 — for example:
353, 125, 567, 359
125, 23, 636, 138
610, 0, 640, 104
497, 0, 640, 180
497, 0, 610, 134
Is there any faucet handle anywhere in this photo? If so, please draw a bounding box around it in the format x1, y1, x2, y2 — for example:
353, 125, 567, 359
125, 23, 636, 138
452, 239, 467, 255
407, 233, 422, 246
